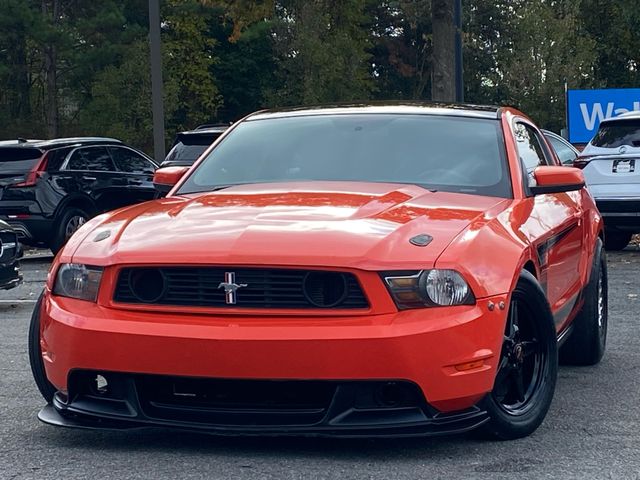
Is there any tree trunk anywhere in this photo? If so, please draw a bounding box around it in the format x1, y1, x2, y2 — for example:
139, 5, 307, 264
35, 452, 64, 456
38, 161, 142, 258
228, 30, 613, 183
11, 39, 31, 121
42, 0, 60, 138
431, 0, 456, 102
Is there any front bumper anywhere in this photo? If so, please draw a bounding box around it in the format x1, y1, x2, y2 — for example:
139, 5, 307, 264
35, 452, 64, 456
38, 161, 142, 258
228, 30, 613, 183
0, 261, 22, 290
40, 372, 488, 437
38, 291, 508, 435
0, 214, 54, 245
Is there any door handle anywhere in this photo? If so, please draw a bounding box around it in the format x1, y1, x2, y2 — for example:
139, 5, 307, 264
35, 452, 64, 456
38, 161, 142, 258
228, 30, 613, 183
82, 176, 97, 181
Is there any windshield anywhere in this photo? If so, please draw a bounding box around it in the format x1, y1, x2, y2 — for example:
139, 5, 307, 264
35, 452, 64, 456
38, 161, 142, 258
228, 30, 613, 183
178, 114, 511, 197
591, 119, 640, 148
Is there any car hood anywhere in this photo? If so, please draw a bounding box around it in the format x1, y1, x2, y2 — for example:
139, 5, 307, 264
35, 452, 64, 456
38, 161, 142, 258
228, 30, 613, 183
70, 182, 510, 270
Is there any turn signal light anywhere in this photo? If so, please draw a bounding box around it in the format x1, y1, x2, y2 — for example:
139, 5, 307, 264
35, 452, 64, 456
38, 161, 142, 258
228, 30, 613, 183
454, 360, 485, 372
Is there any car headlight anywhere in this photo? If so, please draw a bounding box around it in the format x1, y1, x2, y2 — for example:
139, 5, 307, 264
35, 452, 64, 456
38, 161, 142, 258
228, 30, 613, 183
53, 264, 103, 302
382, 270, 475, 309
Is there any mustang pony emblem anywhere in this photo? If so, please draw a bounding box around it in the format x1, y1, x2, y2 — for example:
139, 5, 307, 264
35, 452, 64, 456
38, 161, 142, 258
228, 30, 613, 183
218, 272, 248, 304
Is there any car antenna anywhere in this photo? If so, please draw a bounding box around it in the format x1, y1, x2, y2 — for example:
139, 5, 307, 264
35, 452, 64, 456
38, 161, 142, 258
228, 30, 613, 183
17, 137, 28, 143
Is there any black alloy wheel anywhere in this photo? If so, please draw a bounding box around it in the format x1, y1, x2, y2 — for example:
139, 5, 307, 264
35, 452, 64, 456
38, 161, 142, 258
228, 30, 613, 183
480, 270, 557, 440
493, 292, 547, 415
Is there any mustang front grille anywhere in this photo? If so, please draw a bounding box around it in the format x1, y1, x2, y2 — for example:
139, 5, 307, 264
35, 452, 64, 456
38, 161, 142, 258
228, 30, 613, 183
113, 266, 369, 309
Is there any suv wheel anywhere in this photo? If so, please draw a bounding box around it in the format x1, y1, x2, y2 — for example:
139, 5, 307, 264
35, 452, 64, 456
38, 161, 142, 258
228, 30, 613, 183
604, 231, 632, 251
49, 207, 89, 254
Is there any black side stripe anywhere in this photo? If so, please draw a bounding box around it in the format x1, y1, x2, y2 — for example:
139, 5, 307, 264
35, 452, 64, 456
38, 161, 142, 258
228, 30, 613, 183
536, 220, 580, 269
552, 291, 580, 327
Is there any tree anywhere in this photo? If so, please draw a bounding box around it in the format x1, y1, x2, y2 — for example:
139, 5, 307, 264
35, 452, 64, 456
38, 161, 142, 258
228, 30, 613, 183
0, 0, 38, 136
464, 0, 596, 131
268, 0, 373, 105
431, 0, 456, 101
369, 0, 432, 100
163, 0, 222, 132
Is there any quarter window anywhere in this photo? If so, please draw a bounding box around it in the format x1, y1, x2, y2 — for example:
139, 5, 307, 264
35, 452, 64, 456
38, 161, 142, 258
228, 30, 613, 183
67, 147, 115, 172
46, 148, 72, 171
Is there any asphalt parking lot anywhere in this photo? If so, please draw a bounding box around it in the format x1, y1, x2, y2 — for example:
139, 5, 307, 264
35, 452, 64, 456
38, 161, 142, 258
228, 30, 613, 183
2, 250, 640, 480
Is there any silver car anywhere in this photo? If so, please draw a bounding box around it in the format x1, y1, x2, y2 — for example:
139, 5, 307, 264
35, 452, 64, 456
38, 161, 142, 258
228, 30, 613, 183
542, 129, 579, 166
577, 111, 640, 250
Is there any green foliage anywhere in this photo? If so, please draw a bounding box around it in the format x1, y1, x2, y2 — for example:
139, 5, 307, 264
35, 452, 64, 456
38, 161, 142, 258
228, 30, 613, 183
369, 0, 432, 100
78, 40, 162, 153
267, 0, 374, 105
465, 0, 596, 131
0, 0, 638, 150
163, 0, 222, 132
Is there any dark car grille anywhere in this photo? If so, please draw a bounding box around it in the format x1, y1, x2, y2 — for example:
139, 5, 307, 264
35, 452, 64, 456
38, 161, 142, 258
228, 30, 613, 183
0, 231, 18, 263
113, 267, 369, 309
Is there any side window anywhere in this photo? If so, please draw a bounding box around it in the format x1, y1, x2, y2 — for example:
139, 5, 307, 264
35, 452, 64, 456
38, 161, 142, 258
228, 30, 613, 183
67, 147, 115, 172
547, 136, 578, 165
46, 148, 72, 172
515, 123, 550, 174
108, 147, 156, 174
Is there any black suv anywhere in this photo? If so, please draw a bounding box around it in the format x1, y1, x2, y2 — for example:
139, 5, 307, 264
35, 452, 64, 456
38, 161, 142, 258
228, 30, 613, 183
160, 125, 228, 168
0, 137, 158, 253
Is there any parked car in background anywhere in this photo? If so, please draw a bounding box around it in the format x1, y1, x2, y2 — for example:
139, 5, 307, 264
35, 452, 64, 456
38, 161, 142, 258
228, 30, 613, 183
160, 124, 228, 168
0, 219, 22, 290
576, 111, 640, 250
543, 129, 579, 165
0, 137, 158, 253
32, 104, 606, 441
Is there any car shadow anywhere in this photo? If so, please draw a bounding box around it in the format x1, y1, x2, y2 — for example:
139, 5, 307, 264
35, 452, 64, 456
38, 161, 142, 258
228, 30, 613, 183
34, 423, 481, 460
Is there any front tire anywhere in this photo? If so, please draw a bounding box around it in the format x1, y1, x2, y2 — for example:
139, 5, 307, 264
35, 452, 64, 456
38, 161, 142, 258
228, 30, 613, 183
560, 238, 608, 365
480, 270, 558, 440
28, 292, 56, 403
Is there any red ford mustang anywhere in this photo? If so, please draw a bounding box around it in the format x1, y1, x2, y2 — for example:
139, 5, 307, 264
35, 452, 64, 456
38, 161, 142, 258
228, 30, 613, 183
30, 104, 607, 439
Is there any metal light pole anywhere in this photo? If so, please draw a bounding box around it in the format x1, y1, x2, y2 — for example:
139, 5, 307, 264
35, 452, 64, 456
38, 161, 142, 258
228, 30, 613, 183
149, 0, 165, 162
454, 0, 463, 102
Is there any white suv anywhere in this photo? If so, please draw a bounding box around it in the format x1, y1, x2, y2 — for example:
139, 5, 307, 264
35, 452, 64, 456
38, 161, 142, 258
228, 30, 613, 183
578, 110, 640, 250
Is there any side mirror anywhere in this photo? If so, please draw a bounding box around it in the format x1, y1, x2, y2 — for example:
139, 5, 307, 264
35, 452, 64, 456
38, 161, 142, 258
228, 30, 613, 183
530, 166, 585, 195
153, 167, 189, 196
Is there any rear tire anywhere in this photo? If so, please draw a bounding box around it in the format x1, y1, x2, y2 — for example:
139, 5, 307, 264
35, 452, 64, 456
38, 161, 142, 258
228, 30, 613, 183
604, 231, 631, 251
480, 270, 558, 440
560, 238, 608, 365
28, 292, 56, 404
49, 207, 89, 254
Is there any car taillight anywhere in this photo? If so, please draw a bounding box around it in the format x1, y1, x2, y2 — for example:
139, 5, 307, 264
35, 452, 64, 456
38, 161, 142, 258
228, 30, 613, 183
573, 156, 593, 169
10, 152, 49, 187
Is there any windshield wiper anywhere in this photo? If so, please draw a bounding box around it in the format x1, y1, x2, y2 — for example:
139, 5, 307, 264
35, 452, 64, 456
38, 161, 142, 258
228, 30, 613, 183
209, 184, 237, 192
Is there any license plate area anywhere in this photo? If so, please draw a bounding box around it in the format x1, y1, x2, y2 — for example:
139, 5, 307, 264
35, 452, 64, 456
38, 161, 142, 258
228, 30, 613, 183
612, 158, 635, 173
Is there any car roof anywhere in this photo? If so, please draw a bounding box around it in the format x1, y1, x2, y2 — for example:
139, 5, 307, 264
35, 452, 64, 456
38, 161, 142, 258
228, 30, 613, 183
247, 102, 502, 121
542, 129, 569, 141
601, 110, 640, 123
178, 127, 228, 136
0, 137, 123, 150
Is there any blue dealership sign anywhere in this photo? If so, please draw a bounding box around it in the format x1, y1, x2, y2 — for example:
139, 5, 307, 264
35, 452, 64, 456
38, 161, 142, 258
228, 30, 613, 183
567, 88, 640, 143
